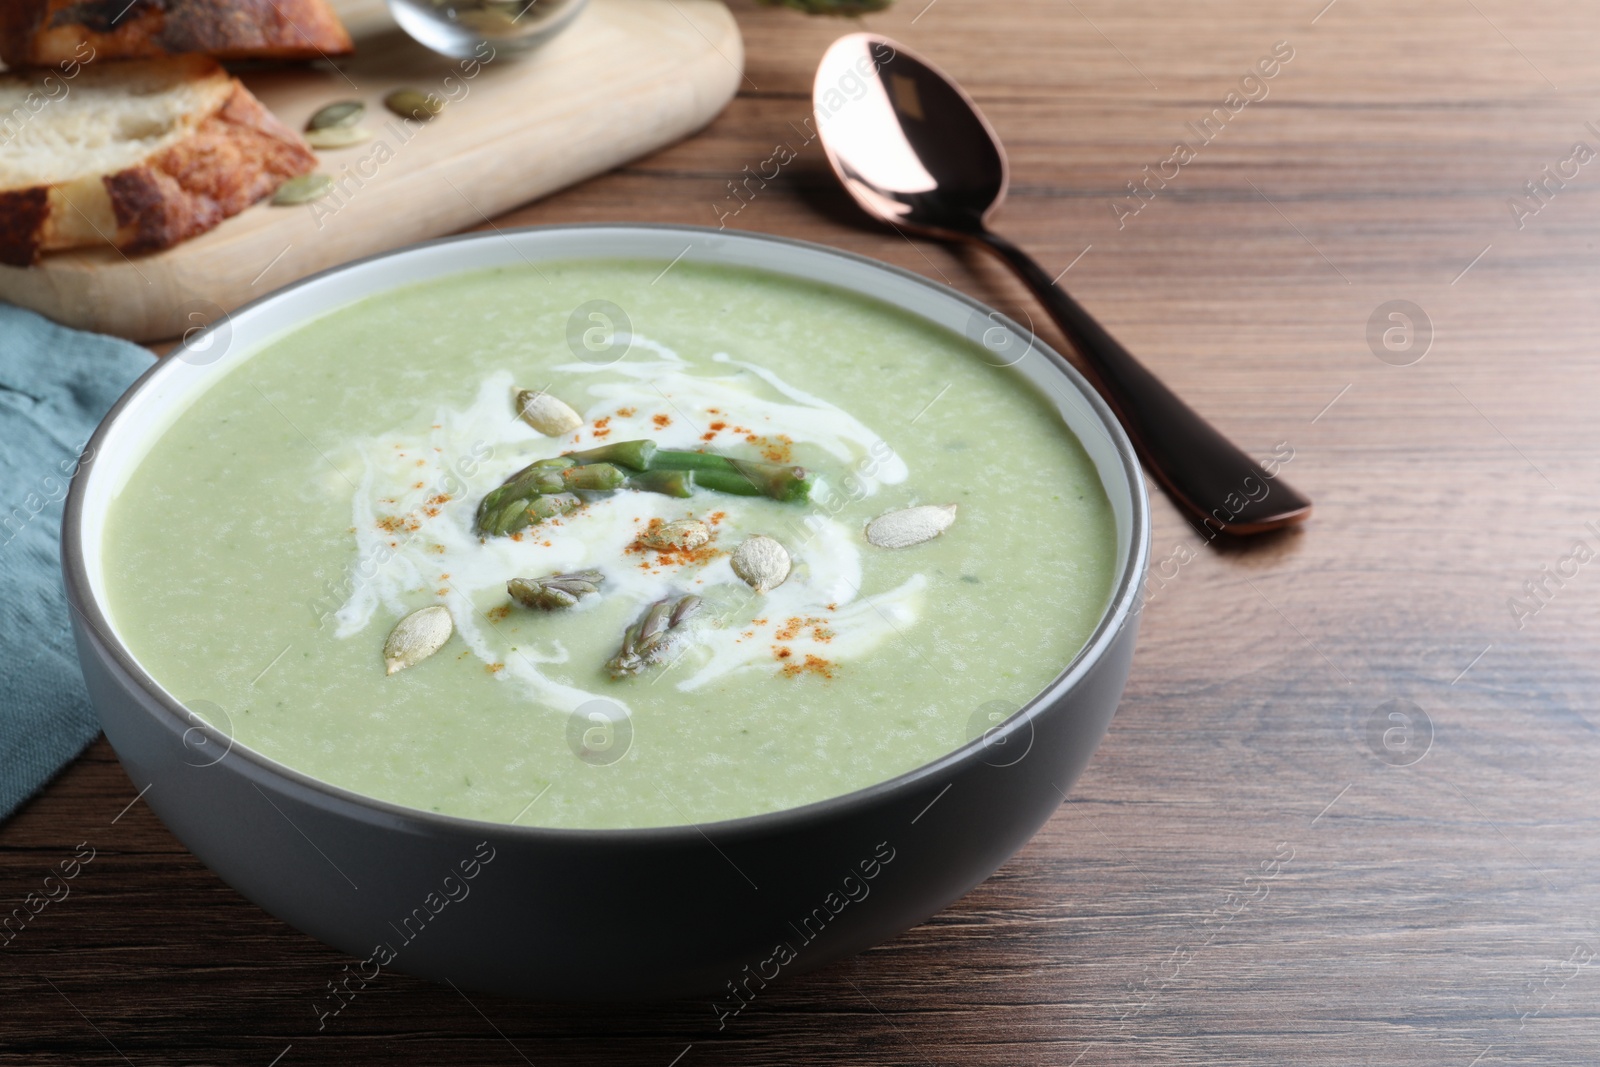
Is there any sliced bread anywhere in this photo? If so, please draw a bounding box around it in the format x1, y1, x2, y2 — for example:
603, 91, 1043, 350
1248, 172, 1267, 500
0, 0, 354, 66
0, 56, 316, 266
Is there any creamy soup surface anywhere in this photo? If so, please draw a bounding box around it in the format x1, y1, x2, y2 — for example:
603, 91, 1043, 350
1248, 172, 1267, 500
103, 261, 1117, 829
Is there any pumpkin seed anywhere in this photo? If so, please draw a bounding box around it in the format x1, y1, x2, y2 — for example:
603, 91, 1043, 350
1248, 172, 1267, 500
306, 100, 365, 131
730, 535, 791, 594
383, 605, 453, 675
304, 124, 374, 150
865, 504, 958, 549
271, 173, 334, 206
507, 570, 605, 611
385, 88, 445, 121
640, 518, 711, 552
515, 388, 584, 435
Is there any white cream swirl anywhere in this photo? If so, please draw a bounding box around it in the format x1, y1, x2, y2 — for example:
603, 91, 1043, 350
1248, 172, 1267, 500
331, 336, 921, 713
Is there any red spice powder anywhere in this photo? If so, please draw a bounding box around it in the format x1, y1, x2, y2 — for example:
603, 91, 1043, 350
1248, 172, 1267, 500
626, 518, 721, 567
617, 406, 637, 417
487, 605, 511, 622
775, 615, 831, 642
652, 413, 672, 429
742, 433, 793, 463
378, 511, 423, 534
780, 654, 834, 679
592, 417, 612, 439
487, 663, 505, 674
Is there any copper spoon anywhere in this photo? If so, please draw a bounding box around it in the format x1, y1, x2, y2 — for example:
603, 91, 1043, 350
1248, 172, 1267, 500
813, 34, 1311, 536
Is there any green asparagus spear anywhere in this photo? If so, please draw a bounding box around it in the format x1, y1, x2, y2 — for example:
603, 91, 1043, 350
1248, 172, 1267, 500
626, 470, 695, 498
477, 436, 811, 537
491, 492, 581, 536
650, 450, 812, 502
606, 593, 702, 677
507, 569, 604, 611
678, 467, 760, 497
562, 439, 658, 471
560, 463, 627, 491
476, 464, 567, 533
564, 439, 811, 501
493, 500, 536, 536
687, 464, 812, 501
526, 493, 581, 522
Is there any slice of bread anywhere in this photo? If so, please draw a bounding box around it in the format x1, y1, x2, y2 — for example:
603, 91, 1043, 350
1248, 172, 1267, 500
0, 56, 316, 266
0, 0, 354, 67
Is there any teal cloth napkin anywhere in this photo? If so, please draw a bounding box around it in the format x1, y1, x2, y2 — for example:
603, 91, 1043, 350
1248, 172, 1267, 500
0, 303, 153, 822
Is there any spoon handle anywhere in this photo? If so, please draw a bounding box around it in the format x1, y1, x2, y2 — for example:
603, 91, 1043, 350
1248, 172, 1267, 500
975, 230, 1311, 536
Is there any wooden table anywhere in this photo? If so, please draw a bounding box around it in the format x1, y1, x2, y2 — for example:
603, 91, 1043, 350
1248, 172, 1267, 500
7, 1, 1600, 1063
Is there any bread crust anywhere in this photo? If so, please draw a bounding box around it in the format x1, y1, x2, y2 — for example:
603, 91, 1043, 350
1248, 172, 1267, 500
0, 0, 354, 66
0, 190, 51, 267
108, 82, 315, 254
0, 75, 315, 266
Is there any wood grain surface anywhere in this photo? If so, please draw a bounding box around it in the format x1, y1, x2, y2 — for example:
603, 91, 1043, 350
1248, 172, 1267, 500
6, 1, 1600, 1064
0, 0, 741, 340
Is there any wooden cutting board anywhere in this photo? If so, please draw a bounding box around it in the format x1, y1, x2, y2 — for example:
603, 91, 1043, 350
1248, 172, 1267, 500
0, 0, 742, 341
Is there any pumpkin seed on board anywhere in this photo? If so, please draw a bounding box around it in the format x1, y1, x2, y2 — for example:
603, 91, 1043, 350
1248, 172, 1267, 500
385, 89, 445, 121
272, 173, 334, 206
304, 125, 374, 150
306, 100, 365, 131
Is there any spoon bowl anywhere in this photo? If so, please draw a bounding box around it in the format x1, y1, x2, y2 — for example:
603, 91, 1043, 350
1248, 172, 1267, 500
815, 36, 1004, 237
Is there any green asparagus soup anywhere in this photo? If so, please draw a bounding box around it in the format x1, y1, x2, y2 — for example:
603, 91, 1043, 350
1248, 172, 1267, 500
102, 261, 1117, 829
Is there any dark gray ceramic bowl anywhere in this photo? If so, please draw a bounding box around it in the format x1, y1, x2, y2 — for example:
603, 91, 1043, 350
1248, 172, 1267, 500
63, 224, 1150, 1000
